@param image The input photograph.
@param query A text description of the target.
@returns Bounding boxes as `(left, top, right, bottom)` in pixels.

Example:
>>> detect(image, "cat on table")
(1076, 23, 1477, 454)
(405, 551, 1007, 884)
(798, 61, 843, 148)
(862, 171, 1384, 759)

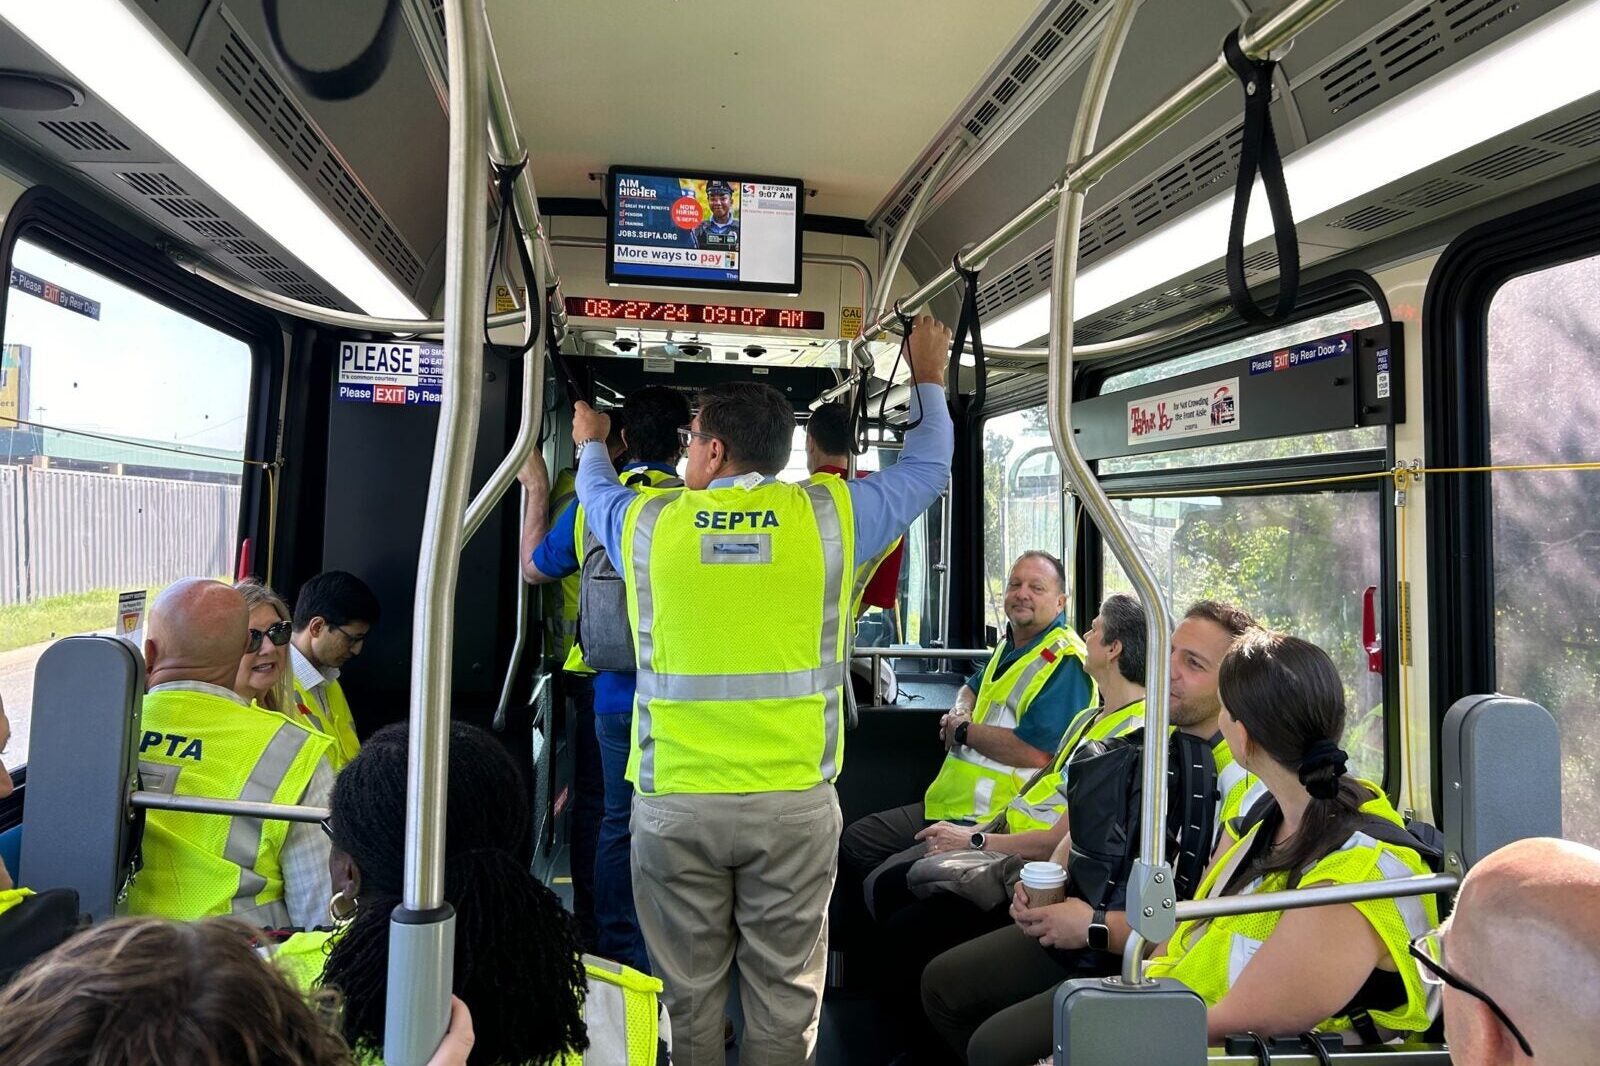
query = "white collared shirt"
(289, 644, 339, 717)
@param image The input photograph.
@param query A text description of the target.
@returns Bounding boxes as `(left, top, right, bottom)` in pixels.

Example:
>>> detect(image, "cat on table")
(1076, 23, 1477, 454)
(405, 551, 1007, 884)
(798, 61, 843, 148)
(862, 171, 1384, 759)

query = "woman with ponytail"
(273, 722, 668, 1065)
(1146, 631, 1439, 1044)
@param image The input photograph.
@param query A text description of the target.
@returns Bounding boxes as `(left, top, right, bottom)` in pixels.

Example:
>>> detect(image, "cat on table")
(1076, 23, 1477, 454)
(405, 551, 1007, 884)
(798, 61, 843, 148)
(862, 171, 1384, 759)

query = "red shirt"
(816, 464, 907, 611)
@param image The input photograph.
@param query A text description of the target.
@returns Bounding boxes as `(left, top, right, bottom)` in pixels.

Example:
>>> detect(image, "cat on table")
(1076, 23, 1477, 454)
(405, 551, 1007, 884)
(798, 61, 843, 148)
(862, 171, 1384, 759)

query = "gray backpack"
(574, 472, 682, 672)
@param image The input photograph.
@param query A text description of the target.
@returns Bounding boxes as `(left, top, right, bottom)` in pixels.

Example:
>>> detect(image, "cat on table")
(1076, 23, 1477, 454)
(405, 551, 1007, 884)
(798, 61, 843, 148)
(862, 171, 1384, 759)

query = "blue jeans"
(594, 710, 650, 973)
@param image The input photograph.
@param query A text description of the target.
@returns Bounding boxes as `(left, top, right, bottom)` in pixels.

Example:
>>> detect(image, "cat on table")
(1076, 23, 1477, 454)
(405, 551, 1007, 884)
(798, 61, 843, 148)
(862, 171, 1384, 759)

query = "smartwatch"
(969, 831, 986, 850)
(1087, 908, 1110, 952)
(953, 720, 970, 747)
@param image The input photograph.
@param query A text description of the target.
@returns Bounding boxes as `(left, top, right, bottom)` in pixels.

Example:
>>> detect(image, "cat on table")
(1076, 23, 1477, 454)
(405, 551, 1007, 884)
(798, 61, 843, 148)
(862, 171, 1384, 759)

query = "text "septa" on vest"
(140, 731, 204, 760)
(693, 510, 780, 530)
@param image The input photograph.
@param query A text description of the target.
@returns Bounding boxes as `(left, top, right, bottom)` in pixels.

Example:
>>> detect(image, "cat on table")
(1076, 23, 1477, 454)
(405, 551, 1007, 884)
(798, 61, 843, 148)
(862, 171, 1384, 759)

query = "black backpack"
(1065, 727, 1218, 911)
(573, 472, 682, 672)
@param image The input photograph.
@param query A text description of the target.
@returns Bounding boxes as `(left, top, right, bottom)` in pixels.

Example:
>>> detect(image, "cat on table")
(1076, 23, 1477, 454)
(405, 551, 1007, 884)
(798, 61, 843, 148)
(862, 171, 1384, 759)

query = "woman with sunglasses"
(1143, 631, 1439, 1045)
(234, 579, 297, 718)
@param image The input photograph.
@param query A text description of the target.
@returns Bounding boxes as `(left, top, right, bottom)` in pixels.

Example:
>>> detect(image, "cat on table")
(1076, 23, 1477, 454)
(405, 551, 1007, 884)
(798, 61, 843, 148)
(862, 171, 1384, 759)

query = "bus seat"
(0, 824, 20, 881)
(1053, 977, 1206, 1065)
(1441, 694, 1562, 871)
(17, 636, 145, 922)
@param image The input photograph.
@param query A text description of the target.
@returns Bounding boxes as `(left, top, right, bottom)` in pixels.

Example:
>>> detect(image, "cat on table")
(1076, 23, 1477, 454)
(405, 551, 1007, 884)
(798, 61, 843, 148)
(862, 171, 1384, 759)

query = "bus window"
(983, 406, 1066, 634)
(0, 237, 253, 773)
(1095, 304, 1392, 783)
(1487, 252, 1600, 847)
(1102, 491, 1386, 781)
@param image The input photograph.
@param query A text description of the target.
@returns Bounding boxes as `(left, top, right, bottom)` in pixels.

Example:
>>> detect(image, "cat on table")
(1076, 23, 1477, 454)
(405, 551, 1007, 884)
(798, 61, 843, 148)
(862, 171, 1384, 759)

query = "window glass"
(983, 406, 1066, 635)
(1103, 490, 1386, 782)
(0, 238, 252, 772)
(1487, 252, 1600, 847)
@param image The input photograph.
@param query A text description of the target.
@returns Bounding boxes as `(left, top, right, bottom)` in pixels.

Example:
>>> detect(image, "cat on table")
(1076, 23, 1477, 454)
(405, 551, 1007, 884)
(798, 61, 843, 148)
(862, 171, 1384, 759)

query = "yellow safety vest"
(292, 674, 361, 771)
(563, 467, 684, 677)
(807, 471, 902, 616)
(274, 931, 666, 1066)
(125, 685, 331, 927)
(1146, 781, 1438, 1037)
(0, 886, 32, 920)
(923, 626, 1090, 821)
(546, 467, 580, 664)
(620, 476, 858, 796)
(1003, 697, 1143, 832)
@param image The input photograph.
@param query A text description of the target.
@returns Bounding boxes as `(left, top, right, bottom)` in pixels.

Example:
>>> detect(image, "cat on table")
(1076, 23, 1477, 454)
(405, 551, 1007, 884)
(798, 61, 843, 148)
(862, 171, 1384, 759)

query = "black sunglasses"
(246, 620, 293, 653)
(1409, 929, 1533, 1057)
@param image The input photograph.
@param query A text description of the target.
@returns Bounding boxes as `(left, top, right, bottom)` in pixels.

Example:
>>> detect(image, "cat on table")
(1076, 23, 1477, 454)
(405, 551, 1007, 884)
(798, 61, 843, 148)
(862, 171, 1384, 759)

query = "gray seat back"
(1441, 693, 1562, 871)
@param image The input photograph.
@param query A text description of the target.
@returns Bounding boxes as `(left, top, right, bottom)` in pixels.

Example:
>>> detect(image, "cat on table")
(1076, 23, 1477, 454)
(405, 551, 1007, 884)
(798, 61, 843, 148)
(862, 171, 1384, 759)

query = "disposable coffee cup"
(1020, 861, 1067, 907)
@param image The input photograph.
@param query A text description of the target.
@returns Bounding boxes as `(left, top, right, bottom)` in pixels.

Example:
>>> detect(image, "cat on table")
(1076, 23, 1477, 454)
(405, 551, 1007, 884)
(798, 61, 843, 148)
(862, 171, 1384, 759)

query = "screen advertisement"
(606, 166, 804, 294)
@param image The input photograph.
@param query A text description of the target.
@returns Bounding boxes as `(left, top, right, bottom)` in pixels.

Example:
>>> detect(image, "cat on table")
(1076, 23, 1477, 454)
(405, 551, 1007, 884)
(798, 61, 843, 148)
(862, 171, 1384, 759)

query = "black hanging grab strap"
(485, 158, 541, 359)
(1222, 29, 1300, 325)
(877, 303, 926, 435)
(950, 255, 988, 417)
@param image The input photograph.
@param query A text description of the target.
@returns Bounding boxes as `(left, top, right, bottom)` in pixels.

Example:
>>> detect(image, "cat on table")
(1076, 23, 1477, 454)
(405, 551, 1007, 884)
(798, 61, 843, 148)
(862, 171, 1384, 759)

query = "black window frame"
(0, 185, 281, 824)
(1423, 180, 1600, 817)
(1073, 273, 1403, 797)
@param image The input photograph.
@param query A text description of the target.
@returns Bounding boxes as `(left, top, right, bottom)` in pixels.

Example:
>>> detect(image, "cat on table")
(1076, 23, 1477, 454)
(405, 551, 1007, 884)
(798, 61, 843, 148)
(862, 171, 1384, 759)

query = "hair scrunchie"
(1297, 738, 1348, 799)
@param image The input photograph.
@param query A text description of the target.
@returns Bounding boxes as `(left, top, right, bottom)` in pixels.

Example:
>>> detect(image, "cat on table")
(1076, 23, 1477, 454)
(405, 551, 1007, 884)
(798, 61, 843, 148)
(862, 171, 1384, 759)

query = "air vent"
(1374, 8, 1443, 83)
(876, 0, 1100, 236)
(1455, 144, 1561, 180)
(1320, 51, 1379, 113)
(1123, 124, 1244, 232)
(38, 119, 128, 152)
(1537, 108, 1600, 149)
(113, 167, 343, 309)
(1389, 176, 1478, 208)
(117, 171, 187, 198)
(1444, 0, 1516, 42)
(206, 19, 425, 290)
(1329, 204, 1413, 231)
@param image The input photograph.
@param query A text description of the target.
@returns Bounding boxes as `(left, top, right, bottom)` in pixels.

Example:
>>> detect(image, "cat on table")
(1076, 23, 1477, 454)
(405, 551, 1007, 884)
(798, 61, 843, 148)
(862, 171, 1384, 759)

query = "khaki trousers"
(631, 782, 842, 1066)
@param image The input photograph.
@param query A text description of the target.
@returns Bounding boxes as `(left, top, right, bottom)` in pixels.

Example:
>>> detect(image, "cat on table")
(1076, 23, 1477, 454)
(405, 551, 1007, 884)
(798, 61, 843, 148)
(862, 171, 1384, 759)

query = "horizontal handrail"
(1174, 873, 1457, 923)
(851, 647, 990, 660)
(129, 790, 329, 824)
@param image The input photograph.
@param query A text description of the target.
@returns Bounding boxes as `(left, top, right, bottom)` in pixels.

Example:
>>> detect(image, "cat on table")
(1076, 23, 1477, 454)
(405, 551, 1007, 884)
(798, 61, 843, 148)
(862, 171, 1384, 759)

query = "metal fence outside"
(0, 466, 239, 605)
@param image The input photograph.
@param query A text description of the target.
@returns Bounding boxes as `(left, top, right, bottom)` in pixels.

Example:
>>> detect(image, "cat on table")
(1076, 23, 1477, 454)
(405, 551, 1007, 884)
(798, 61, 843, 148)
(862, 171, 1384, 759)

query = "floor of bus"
(546, 843, 898, 1065)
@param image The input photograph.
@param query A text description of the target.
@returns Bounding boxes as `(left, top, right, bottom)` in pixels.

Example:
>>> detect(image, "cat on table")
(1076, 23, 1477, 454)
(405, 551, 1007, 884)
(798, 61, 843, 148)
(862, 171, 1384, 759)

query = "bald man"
(122, 578, 335, 929)
(1438, 837, 1600, 1064)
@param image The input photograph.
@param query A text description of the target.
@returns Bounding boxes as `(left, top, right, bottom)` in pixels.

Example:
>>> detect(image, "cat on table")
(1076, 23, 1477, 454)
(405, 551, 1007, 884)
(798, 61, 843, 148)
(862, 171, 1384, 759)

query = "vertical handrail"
(384, 0, 487, 1060)
(1043, 0, 1176, 987)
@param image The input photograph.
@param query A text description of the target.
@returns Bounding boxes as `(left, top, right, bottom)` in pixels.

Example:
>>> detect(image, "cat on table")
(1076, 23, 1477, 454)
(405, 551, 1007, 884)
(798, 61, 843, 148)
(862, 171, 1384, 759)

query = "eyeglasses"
(319, 816, 335, 841)
(245, 620, 293, 653)
(329, 622, 368, 648)
(677, 425, 717, 449)
(1409, 928, 1533, 1057)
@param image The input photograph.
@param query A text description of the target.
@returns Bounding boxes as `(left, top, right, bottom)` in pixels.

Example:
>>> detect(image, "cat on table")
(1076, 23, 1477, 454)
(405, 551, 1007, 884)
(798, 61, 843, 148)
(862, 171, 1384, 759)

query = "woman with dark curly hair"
(274, 720, 668, 1065)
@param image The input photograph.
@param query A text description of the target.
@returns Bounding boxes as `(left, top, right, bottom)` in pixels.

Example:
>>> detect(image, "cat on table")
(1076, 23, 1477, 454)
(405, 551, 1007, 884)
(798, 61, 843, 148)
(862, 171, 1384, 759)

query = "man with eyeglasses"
(124, 578, 335, 931)
(1414, 836, 1600, 1063)
(570, 314, 954, 1063)
(288, 570, 379, 770)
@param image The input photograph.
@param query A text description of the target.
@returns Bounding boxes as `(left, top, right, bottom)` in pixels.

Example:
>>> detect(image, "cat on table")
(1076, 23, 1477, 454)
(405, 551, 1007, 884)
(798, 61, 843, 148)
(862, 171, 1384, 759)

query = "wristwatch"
(575, 436, 606, 458)
(953, 720, 970, 747)
(968, 831, 986, 850)
(1087, 908, 1110, 952)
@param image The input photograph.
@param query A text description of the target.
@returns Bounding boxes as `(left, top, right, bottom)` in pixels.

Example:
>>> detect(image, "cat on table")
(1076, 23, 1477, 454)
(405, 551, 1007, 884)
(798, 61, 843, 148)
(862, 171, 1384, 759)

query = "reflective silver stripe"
(629, 493, 675, 794)
(582, 970, 632, 1064)
(805, 481, 847, 781)
(1218, 761, 1248, 804)
(1007, 792, 1063, 824)
(1000, 640, 1064, 721)
(224, 724, 313, 912)
(635, 662, 847, 701)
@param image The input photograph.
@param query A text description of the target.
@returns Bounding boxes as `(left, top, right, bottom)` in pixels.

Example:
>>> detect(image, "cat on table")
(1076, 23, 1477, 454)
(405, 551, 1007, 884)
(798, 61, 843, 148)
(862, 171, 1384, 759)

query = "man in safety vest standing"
(519, 384, 690, 972)
(288, 570, 379, 770)
(571, 315, 954, 1065)
(839, 550, 1094, 888)
(126, 578, 334, 929)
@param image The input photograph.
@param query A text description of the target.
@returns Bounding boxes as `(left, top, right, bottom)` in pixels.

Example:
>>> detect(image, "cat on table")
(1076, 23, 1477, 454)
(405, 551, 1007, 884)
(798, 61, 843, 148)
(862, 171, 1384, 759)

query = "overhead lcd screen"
(606, 166, 804, 294)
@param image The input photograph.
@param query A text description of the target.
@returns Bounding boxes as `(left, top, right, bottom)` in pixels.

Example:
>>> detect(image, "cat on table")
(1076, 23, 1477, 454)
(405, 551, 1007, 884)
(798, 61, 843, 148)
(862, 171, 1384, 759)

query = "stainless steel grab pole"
(1043, 0, 1165, 987)
(865, 141, 965, 362)
(1174, 873, 1457, 922)
(848, 0, 1345, 360)
(128, 792, 328, 823)
(384, 0, 487, 1059)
